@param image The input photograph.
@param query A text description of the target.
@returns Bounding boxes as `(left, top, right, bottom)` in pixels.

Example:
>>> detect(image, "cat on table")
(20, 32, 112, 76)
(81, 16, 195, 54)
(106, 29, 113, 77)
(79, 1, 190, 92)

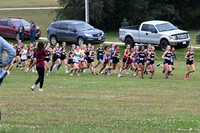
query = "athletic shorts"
(113, 57, 119, 64)
(97, 55, 103, 60)
(44, 58, 50, 62)
(186, 60, 193, 65)
(21, 59, 27, 62)
(134, 59, 139, 63)
(126, 58, 133, 64)
(68, 59, 73, 64)
(53, 55, 60, 62)
(164, 60, 171, 65)
(60, 56, 66, 60)
(149, 60, 154, 65)
(139, 60, 145, 65)
(27, 56, 31, 59)
(88, 58, 94, 63)
(123, 58, 127, 63)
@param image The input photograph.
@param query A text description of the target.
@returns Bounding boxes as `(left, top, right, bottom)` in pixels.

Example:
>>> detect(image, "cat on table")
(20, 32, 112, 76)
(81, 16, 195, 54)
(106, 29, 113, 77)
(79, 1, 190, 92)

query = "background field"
(1, 45, 200, 132)
(0, 0, 58, 8)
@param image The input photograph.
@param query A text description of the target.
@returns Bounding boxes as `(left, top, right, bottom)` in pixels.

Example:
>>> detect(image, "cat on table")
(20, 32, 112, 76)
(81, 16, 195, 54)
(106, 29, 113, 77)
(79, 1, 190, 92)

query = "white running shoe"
(113, 70, 117, 73)
(49, 71, 51, 75)
(65, 71, 69, 74)
(53, 65, 57, 69)
(7, 71, 10, 75)
(118, 74, 122, 77)
(31, 85, 36, 91)
(32, 68, 35, 73)
(27, 68, 29, 72)
(20, 67, 23, 71)
(39, 89, 44, 92)
(77, 73, 80, 76)
(133, 74, 136, 77)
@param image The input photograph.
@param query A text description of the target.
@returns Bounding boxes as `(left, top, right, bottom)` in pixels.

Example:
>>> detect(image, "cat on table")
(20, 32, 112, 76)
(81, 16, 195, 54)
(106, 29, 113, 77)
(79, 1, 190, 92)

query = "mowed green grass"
(0, 0, 58, 8)
(1, 44, 200, 132)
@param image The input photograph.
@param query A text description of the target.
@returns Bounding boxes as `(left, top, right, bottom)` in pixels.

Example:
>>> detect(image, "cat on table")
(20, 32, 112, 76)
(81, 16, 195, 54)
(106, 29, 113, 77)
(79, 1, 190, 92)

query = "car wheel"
(50, 35, 57, 46)
(125, 37, 134, 47)
(77, 37, 84, 45)
(160, 40, 169, 51)
(15, 33, 20, 41)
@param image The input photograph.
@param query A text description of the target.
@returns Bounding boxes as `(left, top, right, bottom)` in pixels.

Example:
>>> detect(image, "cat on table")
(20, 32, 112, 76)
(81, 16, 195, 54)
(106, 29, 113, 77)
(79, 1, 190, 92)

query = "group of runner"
(6, 40, 195, 80)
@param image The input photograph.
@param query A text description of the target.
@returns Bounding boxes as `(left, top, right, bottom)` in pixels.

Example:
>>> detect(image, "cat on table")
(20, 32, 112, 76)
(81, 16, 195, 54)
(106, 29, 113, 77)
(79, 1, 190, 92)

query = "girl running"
(131, 46, 140, 77)
(20, 45, 28, 73)
(27, 43, 37, 73)
(88, 45, 96, 75)
(49, 43, 61, 74)
(31, 41, 47, 92)
(77, 44, 86, 75)
(14, 40, 22, 68)
(108, 45, 122, 77)
(162, 45, 173, 79)
(44, 43, 52, 76)
(135, 46, 146, 79)
(184, 46, 195, 80)
(71, 45, 80, 76)
(122, 44, 130, 74)
(147, 46, 157, 79)
(108, 43, 115, 75)
(99, 46, 109, 74)
(94, 43, 104, 70)
(59, 42, 68, 73)
(68, 44, 76, 72)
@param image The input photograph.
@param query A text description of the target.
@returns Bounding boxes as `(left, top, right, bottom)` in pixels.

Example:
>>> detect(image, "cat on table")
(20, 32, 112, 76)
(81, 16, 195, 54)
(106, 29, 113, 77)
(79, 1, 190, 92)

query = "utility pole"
(85, 0, 89, 23)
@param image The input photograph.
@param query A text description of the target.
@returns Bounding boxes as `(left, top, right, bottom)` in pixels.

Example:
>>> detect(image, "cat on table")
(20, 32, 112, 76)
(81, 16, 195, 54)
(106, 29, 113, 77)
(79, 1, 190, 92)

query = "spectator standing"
(30, 20, 36, 43)
(18, 23, 25, 43)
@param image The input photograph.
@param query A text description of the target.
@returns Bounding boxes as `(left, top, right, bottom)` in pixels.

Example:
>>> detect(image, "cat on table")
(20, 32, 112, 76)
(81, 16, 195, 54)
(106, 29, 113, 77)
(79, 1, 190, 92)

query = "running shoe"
(32, 68, 35, 73)
(184, 78, 188, 80)
(39, 89, 44, 92)
(118, 74, 122, 77)
(157, 63, 161, 67)
(31, 85, 36, 91)
(125, 70, 129, 75)
(7, 71, 10, 75)
(164, 77, 168, 79)
(56, 70, 60, 73)
(65, 71, 69, 74)
(187, 74, 190, 78)
(83, 69, 86, 73)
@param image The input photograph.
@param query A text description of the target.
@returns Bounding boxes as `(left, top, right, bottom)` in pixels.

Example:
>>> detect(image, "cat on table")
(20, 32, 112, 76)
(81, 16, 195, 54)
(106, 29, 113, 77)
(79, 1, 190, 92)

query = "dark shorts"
(149, 60, 154, 65)
(68, 59, 73, 64)
(27, 56, 31, 59)
(113, 57, 119, 64)
(60, 56, 66, 60)
(16, 54, 21, 57)
(123, 58, 127, 63)
(88, 58, 94, 63)
(139, 60, 145, 65)
(53, 55, 60, 62)
(134, 59, 139, 63)
(164, 60, 171, 65)
(44, 58, 50, 62)
(186, 61, 193, 65)
(97, 55, 103, 60)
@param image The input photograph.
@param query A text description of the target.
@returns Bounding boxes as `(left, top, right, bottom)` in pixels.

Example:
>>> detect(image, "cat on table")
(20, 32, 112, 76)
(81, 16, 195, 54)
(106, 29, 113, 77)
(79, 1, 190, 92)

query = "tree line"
(55, 0, 200, 31)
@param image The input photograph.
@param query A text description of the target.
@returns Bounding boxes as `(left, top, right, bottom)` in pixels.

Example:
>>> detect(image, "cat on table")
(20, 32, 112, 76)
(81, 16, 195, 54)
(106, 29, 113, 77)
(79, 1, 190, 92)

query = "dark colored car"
(47, 20, 105, 45)
(0, 18, 41, 41)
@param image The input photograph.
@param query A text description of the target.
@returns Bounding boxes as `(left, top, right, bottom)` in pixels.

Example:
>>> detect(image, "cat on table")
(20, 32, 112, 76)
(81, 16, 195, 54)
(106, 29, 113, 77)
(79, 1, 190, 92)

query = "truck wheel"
(15, 33, 20, 41)
(125, 37, 134, 47)
(77, 37, 84, 45)
(50, 35, 57, 46)
(160, 40, 169, 51)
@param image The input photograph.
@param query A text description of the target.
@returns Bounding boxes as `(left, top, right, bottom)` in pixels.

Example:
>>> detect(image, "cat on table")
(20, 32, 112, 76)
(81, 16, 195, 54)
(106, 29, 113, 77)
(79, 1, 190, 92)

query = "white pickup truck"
(119, 20, 190, 50)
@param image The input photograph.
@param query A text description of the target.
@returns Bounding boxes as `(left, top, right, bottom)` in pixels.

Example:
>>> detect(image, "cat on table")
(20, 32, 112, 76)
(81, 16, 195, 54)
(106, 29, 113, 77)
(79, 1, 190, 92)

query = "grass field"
(1, 44, 200, 132)
(0, 0, 58, 8)
(1, 1, 200, 131)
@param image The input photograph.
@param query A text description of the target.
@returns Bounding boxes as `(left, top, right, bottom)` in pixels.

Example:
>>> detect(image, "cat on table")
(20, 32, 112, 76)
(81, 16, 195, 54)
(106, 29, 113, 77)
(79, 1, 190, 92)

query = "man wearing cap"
(0, 36, 16, 86)
(30, 19, 36, 43)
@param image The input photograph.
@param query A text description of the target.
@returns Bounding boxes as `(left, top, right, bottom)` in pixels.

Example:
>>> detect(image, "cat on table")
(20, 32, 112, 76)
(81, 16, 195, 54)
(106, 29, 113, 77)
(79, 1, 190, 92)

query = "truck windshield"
(75, 23, 94, 31)
(156, 23, 177, 32)
(14, 20, 30, 27)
